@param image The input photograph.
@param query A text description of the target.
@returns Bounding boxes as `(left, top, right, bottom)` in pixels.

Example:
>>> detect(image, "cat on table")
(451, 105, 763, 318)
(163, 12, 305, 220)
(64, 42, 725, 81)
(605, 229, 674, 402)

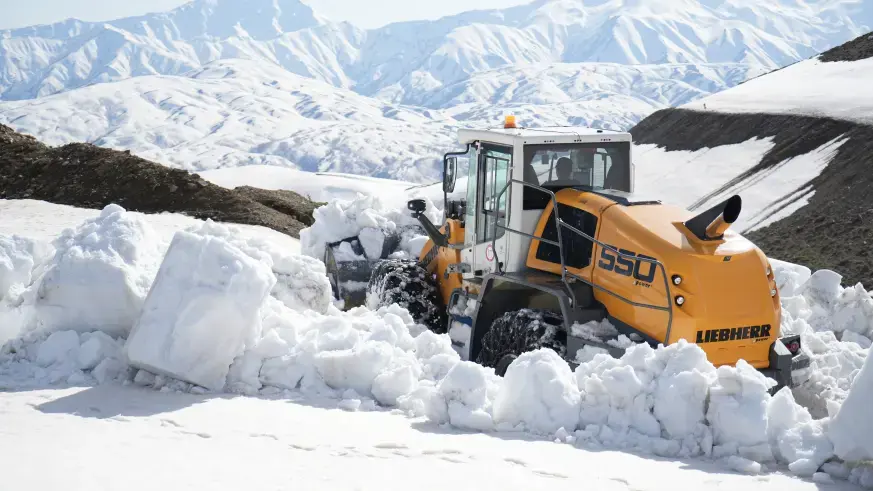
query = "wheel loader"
(326, 116, 810, 391)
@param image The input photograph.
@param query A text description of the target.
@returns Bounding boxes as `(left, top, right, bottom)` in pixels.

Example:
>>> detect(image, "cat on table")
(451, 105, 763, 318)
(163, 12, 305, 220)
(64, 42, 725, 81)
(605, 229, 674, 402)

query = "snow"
(298, 193, 439, 262)
(0, 235, 50, 303)
(1, 0, 867, 103)
(685, 56, 873, 125)
(707, 361, 774, 451)
(33, 204, 167, 338)
(201, 165, 419, 203)
(0, 198, 872, 487)
(493, 349, 581, 435)
(0, 199, 300, 253)
(768, 263, 873, 419)
(125, 231, 276, 391)
(1, 0, 869, 182)
(633, 135, 847, 233)
(830, 345, 873, 462)
(4, 386, 862, 491)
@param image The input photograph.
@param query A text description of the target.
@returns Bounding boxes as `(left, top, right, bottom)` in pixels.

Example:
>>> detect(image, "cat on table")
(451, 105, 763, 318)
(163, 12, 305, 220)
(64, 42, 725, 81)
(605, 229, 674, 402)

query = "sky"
(0, 0, 533, 30)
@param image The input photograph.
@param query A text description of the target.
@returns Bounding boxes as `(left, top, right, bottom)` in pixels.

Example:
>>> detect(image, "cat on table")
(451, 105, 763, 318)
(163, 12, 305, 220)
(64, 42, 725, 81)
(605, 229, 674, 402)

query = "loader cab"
(443, 119, 634, 278)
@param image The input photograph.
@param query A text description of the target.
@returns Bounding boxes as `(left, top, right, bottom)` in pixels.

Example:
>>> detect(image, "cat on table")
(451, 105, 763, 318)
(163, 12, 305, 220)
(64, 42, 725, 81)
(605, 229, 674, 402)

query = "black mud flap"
(760, 335, 810, 394)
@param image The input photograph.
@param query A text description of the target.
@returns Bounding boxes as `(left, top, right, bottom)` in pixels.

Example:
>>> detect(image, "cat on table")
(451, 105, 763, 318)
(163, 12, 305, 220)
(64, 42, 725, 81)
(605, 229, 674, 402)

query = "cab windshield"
(523, 142, 631, 192)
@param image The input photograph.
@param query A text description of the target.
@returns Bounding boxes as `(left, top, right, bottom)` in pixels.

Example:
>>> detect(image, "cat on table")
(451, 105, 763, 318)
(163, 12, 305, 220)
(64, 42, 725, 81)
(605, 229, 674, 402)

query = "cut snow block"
(124, 231, 276, 391)
(830, 347, 873, 462)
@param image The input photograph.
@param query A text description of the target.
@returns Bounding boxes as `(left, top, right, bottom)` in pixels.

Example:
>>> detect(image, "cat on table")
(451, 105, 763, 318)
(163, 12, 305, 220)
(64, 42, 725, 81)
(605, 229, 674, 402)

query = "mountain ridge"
(1, 0, 869, 103)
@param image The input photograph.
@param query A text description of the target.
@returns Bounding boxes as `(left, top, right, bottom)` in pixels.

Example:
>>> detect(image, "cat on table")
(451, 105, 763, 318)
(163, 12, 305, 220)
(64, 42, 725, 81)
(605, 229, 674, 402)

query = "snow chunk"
(124, 231, 276, 391)
(36, 330, 80, 367)
(706, 360, 774, 450)
(271, 254, 332, 314)
(0, 235, 51, 302)
(830, 345, 873, 462)
(299, 194, 437, 261)
(33, 205, 166, 337)
(413, 361, 499, 431)
(185, 219, 332, 314)
(574, 340, 716, 457)
(767, 388, 833, 474)
(77, 331, 121, 371)
(493, 348, 581, 435)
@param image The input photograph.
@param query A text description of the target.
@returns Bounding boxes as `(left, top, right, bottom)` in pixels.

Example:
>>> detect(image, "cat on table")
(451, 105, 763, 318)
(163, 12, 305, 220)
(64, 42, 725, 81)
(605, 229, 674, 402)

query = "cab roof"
(457, 126, 632, 147)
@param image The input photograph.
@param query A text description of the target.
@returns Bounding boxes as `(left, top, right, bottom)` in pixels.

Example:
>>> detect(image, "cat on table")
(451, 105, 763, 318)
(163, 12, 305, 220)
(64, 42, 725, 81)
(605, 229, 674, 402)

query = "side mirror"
(443, 156, 458, 193)
(407, 198, 427, 217)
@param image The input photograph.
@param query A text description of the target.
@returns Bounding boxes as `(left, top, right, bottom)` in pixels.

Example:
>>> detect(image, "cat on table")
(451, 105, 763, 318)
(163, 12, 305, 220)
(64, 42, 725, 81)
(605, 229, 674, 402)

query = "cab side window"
(478, 146, 512, 244)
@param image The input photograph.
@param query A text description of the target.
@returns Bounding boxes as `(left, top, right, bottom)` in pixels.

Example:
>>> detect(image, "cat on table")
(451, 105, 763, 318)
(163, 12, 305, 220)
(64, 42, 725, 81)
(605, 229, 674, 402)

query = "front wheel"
(366, 258, 447, 333)
(475, 309, 566, 376)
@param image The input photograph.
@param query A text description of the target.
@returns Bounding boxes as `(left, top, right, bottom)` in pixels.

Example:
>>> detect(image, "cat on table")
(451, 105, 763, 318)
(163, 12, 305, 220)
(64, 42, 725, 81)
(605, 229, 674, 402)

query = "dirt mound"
(631, 108, 873, 287)
(0, 123, 318, 237)
(820, 32, 873, 62)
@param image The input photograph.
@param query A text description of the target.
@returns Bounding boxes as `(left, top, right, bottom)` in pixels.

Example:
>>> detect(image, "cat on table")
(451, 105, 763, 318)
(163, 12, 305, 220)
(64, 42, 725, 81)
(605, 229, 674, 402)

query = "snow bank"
(0, 328, 127, 389)
(185, 219, 333, 315)
(0, 235, 51, 303)
(32, 204, 167, 337)
(767, 388, 834, 477)
(124, 231, 276, 391)
(5, 203, 873, 485)
(299, 194, 440, 262)
(772, 262, 873, 418)
(830, 346, 873, 462)
(493, 349, 581, 435)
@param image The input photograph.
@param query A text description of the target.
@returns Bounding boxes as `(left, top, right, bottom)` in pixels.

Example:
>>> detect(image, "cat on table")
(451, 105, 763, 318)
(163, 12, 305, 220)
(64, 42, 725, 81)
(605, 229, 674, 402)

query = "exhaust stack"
(684, 195, 742, 241)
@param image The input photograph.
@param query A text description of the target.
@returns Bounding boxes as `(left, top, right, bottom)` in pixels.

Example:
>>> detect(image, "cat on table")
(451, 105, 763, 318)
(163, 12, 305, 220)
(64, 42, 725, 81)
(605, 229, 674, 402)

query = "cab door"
(461, 142, 513, 278)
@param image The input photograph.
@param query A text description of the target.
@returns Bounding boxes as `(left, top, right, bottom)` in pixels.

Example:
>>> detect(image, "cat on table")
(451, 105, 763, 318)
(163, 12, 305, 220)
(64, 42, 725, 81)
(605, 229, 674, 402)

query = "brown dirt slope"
(0, 123, 320, 237)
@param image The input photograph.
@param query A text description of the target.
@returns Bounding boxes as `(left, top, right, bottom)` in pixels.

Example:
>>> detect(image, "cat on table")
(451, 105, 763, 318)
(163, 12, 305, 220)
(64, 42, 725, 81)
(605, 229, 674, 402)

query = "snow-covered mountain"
(0, 0, 870, 181)
(0, 58, 755, 180)
(1, 0, 870, 103)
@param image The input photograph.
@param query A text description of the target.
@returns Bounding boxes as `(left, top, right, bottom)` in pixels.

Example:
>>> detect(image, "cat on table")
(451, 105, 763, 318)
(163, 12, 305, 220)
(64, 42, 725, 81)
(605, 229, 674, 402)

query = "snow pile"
(125, 231, 276, 391)
(0, 235, 51, 303)
(0, 329, 128, 389)
(32, 204, 168, 337)
(299, 193, 440, 262)
(767, 388, 834, 477)
(830, 342, 873, 462)
(572, 341, 717, 458)
(401, 360, 500, 431)
(493, 349, 581, 435)
(185, 219, 333, 315)
(771, 260, 872, 417)
(5, 204, 873, 485)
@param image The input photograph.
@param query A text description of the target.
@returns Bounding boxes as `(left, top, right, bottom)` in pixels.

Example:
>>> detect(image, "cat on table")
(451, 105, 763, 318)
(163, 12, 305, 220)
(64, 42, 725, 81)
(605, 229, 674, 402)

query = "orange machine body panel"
(419, 219, 464, 306)
(527, 189, 780, 368)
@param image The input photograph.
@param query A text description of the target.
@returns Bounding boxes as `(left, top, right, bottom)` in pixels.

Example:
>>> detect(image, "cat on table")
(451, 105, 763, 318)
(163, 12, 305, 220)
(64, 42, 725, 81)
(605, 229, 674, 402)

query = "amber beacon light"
(504, 115, 518, 129)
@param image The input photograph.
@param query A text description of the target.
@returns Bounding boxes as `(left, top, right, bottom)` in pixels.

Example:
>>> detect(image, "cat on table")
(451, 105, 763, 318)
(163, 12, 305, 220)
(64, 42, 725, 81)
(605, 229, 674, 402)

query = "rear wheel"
(366, 259, 447, 333)
(475, 309, 566, 376)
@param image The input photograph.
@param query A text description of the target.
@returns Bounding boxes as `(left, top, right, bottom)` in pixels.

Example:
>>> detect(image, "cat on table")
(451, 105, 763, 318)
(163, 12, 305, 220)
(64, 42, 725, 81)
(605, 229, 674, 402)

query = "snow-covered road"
(1, 386, 851, 491)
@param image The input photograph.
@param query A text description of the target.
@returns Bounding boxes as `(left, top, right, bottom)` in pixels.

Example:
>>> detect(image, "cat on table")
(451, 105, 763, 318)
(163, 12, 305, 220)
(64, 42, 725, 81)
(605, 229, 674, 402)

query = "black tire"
(366, 258, 447, 333)
(475, 309, 566, 376)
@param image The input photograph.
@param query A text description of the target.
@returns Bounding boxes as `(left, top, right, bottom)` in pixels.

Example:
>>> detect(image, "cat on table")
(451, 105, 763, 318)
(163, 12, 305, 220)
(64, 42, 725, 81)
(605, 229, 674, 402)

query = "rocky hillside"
(0, 124, 320, 237)
(630, 32, 873, 286)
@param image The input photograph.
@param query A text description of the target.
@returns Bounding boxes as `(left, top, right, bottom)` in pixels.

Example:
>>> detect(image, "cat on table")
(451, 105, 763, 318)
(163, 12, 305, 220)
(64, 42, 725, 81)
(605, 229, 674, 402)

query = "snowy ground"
(0, 199, 300, 252)
(1, 386, 855, 491)
(201, 165, 423, 204)
(1, 197, 873, 490)
(683, 56, 873, 124)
